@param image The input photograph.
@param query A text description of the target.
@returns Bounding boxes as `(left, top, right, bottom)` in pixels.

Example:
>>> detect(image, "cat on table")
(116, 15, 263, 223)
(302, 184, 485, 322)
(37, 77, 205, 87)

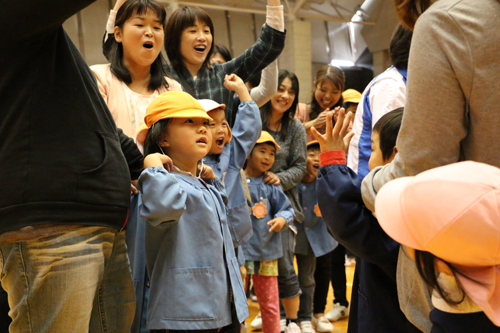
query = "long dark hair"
(108, 0, 169, 91)
(394, 0, 432, 30)
(165, 6, 215, 74)
(310, 65, 345, 121)
(389, 25, 413, 69)
(261, 70, 299, 141)
(144, 119, 171, 156)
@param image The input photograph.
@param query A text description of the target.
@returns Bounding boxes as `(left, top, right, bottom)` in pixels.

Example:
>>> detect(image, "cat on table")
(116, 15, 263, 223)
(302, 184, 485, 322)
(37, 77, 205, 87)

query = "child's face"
(247, 143, 276, 174)
(115, 9, 164, 68)
(345, 103, 358, 114)
(207, 108, 229, 155)
(315, 79, 341, 110)
(160, 117, 212, 162)
(306, 148, 321, 179)
(368, 130, 396, 171)
(180, 18, 212, 70)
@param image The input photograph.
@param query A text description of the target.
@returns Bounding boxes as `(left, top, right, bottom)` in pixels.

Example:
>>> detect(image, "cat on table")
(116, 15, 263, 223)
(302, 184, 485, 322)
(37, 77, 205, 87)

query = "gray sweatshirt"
(361, 0, 500, 331)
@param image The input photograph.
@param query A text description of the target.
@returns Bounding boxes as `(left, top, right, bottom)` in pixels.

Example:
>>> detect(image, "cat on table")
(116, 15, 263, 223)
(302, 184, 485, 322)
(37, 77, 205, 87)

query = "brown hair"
(310, 65, 345, 120)
(394, 0, 432, 30)
(164, 6, 215, 74)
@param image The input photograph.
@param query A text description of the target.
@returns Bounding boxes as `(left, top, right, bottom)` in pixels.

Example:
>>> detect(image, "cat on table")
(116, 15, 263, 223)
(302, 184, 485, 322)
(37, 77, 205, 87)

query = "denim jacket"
(242, 175, 295, 261)
(295, 180, 337, 257)
(203, 100, 262, 247)
(138, 167, 248, 330)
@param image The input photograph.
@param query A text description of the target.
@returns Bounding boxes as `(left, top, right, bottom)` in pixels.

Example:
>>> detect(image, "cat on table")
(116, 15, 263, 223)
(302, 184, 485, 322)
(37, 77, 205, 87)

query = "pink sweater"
(91, 64, 182, 139)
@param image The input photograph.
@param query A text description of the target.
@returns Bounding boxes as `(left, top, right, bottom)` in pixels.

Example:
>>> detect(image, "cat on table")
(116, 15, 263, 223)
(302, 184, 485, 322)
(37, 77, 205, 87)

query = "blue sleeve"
(229, 101, 262, 169)
(270, 185, 295, 224)
(137, 167, 186, 226)
(217, 25, 285, 83)
(316, 164, 399, 275)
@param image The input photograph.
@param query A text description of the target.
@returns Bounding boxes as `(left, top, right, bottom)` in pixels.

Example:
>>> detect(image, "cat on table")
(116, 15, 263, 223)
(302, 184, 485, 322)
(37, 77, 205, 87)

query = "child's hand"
(311, 108, 355, 154)
(144, 153, 173, 171)
(263, 171, 281, 185)
(199, 165, 216, 181)
(224, 74, 252, 102)
(268, 217, 286, 232)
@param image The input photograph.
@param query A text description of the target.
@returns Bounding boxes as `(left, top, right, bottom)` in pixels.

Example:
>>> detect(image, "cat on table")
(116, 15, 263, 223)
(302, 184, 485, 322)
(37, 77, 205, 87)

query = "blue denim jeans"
(0, 226, 135, 332)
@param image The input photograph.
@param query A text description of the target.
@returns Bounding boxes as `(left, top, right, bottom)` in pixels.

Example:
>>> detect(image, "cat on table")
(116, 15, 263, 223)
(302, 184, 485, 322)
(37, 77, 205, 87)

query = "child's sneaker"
(250, 312, 262, 330)
(299, 321, 314, 333)
(280, 319, 287, 333)
(325, 303, 349, 322)
(284, 322, 302, 333)
(312, 316, 334, 332)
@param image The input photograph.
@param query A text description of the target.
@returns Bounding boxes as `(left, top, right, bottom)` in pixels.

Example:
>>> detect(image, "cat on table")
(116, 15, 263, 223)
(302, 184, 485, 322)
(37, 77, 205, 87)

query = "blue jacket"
(242, 175, 295, 261)
(138, 167, 248, 330)
(295, 180, 337, 257)
(203, 100, 261, 247)
(316, 154, 419, 333)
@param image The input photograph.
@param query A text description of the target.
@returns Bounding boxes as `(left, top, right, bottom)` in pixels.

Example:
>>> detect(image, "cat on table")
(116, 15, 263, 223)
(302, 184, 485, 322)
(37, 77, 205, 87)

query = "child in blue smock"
(136, 91, 248, 332)
(295, 140, 338, 333)
(200, 73, 262, 248)
(242, 131, 295, 333)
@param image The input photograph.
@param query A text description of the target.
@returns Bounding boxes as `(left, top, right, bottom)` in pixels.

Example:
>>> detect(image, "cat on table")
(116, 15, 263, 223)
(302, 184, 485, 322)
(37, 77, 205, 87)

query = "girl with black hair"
(91, 0, 181, 139)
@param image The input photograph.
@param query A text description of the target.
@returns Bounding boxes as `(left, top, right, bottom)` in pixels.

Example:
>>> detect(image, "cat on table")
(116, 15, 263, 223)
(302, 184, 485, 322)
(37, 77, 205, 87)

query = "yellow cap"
(136, 91, 212, 153)
(307, 140, 320, 148)
(256, 131, 281, 151)
(342, 89, 361, 104)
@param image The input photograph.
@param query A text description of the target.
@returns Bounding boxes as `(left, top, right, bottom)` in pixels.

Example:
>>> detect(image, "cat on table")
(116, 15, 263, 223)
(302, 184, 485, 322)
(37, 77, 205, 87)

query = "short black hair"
(307, 142, 320, 152)
(373, 107, 404, 161)
(164, 6, 215, 74)
(108, 0, 169, 91)
(390, 24, 413, 69)
(144, 118, 171, 156)
(213, 44, 232, 63)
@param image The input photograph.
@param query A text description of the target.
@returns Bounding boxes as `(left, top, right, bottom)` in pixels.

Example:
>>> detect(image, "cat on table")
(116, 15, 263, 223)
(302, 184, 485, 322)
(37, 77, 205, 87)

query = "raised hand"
(311, 108, 354, 153)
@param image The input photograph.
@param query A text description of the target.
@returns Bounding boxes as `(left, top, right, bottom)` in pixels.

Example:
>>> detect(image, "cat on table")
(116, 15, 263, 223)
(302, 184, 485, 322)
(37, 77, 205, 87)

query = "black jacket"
(0, 0, 142, 233)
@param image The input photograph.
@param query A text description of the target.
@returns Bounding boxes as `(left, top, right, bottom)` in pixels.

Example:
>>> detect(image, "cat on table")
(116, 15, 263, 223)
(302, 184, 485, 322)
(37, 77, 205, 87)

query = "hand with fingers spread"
(311, 107, 355, 154)
(263, 171, 281, 185)
(268, 217, 286, 232)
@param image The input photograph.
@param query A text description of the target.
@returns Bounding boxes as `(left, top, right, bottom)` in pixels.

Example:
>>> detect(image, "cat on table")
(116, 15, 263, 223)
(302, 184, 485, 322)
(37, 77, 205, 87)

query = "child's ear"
(114, 26, 123, 43)
(159, 136, 169, 148)
(393, 146, 398, 155)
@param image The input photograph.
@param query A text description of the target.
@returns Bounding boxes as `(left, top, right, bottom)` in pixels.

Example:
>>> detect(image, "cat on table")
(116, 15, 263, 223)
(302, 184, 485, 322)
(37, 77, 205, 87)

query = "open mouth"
(215, 137, 224, 147)
(143, 42, 153, 49)
(194, 45, 206, 52)
(313, 164, 320, 171)
(197, 137, 208, 145)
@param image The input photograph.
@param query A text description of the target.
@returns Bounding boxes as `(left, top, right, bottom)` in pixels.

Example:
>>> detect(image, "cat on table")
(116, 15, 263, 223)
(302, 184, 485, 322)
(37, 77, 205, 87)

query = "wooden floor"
(245, 265, 355, 333)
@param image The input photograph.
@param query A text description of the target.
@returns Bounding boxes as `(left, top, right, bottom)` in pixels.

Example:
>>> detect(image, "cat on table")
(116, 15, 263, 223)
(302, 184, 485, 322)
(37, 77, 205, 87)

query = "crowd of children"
(2, 0, 500, 332)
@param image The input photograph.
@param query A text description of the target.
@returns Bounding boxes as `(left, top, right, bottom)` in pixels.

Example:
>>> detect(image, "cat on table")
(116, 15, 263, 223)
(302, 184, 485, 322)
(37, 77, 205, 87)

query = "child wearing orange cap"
(242, 131, 295, 333)
(376, 161, 500, 332)
(311, 107, 420, 332)
(136, 91, 248, 332)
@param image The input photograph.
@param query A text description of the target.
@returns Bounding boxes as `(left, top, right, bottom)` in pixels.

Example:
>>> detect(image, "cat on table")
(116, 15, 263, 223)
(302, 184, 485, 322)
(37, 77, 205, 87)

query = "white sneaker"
(299, 321, 314, 333)
(284, 322, 301, 333)
(325, 303, 349, 322)
(280, 319, 287, 333)
(312, 316, 334, 332)
(250, 312, 262, 330)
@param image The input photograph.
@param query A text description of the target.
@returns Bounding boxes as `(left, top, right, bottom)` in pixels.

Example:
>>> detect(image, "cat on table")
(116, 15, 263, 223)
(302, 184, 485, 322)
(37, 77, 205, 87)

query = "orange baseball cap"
(197, 99, 232, 144)
(136, 91, 212, 153)
(256, 131, 281, 151)
(307, 140, 320, 148)
(342, 89, 361, 104)
(375, 161, 500, 326)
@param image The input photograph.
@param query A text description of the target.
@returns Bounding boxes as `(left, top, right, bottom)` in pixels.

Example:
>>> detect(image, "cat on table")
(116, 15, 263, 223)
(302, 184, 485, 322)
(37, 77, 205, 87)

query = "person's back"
(0, 1, 137, 331)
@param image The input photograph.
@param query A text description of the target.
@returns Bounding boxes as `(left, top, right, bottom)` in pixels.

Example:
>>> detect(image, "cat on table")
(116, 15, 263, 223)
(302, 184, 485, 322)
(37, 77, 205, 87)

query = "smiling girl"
(103, 0, 285, 126)
(92, 0, 181, 139)
(296, 66, 345, 142)
(259, 70, 307, 331)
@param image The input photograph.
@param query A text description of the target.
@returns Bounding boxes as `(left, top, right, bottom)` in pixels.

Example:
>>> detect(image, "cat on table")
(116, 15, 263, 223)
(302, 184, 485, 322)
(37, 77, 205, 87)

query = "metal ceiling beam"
(159, 0, 375, 25)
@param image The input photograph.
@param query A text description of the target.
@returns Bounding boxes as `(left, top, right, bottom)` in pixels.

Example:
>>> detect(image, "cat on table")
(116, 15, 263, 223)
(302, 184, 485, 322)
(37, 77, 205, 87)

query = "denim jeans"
(0, 226, 135, 332)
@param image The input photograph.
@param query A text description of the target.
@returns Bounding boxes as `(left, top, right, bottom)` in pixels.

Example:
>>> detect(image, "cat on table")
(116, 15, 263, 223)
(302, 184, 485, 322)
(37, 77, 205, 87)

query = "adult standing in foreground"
(0, 0, 139, 331)
(361, 0, 500, 332)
